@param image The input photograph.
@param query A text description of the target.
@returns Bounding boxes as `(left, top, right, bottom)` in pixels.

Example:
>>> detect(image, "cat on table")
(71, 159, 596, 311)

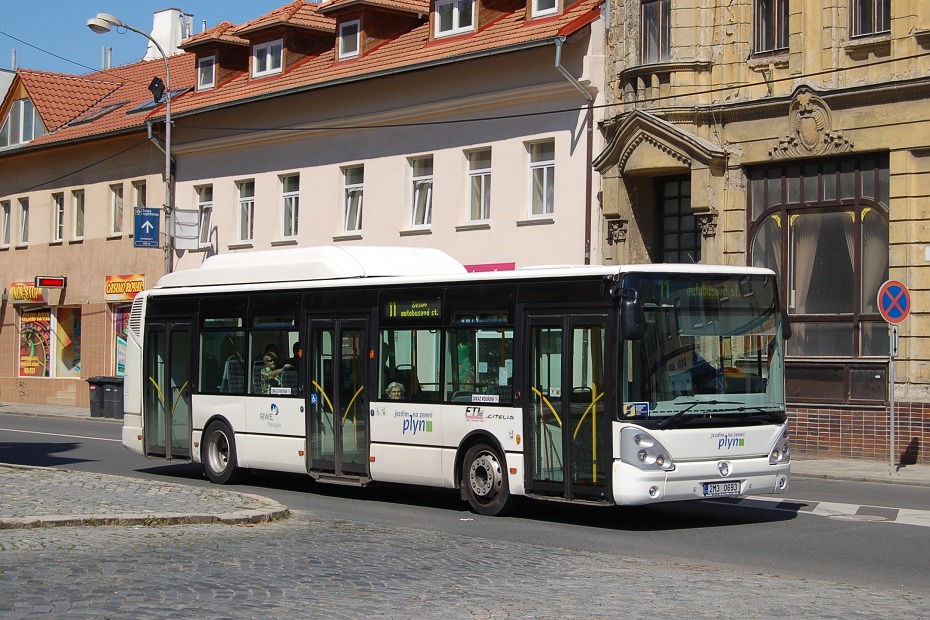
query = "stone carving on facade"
(769, 89, 853, 159)
(697, 211, 717, 238)
(604, 214, 628, 245)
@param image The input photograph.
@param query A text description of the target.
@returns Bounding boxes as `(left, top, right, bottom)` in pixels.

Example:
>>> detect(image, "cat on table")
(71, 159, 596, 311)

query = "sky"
(1, 1, 292, 75)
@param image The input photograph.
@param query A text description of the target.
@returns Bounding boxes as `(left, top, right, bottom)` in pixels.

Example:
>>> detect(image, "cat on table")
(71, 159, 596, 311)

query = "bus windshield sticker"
(270, 387, 291, 395)
(622, 402, 650, 417)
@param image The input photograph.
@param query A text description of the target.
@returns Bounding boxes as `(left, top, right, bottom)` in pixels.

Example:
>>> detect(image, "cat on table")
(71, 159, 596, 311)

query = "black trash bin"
(86, 377, 107, 418)
(101, 377, 125, 419)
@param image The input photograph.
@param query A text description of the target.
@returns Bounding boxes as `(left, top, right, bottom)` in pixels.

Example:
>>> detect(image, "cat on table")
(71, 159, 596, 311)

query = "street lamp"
(87, 13, 174, 274)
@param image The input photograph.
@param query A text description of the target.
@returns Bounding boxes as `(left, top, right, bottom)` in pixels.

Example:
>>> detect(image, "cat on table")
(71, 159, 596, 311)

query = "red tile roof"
(2, 0, 600, 151)
(317, 0, 430, 16)
(179, 22, 249, 49)
(233, 0, 336, 35)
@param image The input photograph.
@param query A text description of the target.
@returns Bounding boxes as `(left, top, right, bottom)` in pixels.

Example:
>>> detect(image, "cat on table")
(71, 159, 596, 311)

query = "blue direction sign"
(877, 279, 911, 324)
(134, 207, 160, 248)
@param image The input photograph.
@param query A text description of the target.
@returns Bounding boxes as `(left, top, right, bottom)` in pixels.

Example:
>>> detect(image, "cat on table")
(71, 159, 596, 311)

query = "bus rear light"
(509, 467, 517, 475)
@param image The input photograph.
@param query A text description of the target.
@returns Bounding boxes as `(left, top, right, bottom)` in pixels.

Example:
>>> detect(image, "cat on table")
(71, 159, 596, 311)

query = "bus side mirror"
(620, 291, 644, 341)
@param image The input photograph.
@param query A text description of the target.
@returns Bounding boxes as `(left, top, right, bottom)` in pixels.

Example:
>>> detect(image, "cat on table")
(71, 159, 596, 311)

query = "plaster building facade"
(0, 1, 605, 407)
(596, 0, 930, 462)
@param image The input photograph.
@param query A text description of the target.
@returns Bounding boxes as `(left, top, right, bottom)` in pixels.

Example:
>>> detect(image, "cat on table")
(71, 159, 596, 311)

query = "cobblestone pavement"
(0, 511, 927, 619)
(0, 465, 287, 528)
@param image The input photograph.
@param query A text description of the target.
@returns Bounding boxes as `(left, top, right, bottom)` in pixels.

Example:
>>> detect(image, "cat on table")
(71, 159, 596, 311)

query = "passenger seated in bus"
(261, 352, 292, 394)
(385, 382, 405, 400)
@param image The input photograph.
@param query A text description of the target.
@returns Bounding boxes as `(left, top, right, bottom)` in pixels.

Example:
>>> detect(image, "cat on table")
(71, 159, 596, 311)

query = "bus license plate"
(703, 481, 741, 497)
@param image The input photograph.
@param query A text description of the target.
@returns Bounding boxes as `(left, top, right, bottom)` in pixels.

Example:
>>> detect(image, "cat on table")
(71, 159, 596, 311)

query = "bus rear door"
(142, 319, 193, 460)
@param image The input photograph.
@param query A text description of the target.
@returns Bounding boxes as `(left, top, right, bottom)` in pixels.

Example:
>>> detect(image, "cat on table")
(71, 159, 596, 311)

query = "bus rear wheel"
(202, 421, 241, 484)
(462, 443, 514, 516)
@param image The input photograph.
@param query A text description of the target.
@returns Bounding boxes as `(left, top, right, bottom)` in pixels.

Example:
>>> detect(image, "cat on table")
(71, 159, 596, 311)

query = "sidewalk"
(0, 400, 928, 531)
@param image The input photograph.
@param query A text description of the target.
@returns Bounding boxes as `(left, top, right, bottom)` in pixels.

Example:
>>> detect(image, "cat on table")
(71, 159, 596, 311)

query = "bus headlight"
(769, 426, 790, 465)
(622, 429, 675, 472)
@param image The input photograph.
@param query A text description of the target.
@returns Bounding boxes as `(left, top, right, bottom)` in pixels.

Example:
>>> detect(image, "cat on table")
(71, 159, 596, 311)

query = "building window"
(532, 0, 558, 18)
(1, 200, 10, 247)
(281, 174, 300, 239)
(197, 185, 213, 247)
(52, 193, 64, 242)
(253, 39, 284, 77)
(72, 190, 85, 240)
(467, 149, 491, 222)
(109, 184, 124, 236)
(132, 180, 146, 209)
(641, 0, 670, 63)
(529, 140, 555, 216)
(19, 198, 29, 244)
(851, 0, 890, 38)
(754, 0, 788, 53)
(411, 157, 433, 227)
(343, 166, 364, 232)
(0, 99, 46, 148)
(656, 176, 698, 263)
(748, 156, 890, 404)
(339, 20, 360, 59)
(436, 0, 474, 36)
(198, 56, 216, 90)
(237, 180, 254, 242)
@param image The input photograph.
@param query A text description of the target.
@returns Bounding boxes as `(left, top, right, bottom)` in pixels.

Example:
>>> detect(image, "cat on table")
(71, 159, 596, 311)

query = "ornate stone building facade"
(595, 0, 930, 463)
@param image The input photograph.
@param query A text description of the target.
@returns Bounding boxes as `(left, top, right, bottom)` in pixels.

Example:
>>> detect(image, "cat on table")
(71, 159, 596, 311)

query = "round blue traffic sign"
(877, 280, 910, 324)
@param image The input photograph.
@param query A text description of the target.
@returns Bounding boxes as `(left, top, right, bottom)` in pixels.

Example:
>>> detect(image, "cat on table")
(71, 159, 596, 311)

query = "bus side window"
(380, 329, 440, 402)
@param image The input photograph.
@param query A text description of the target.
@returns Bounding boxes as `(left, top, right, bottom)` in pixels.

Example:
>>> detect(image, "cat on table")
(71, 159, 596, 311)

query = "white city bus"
(122, 246, 791, 516)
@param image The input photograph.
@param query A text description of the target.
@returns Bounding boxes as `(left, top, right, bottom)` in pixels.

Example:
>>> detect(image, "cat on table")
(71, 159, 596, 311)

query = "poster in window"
(115, 305, 130, 376)
(55, 307, 81, 378)
(20, 309, 51, 377)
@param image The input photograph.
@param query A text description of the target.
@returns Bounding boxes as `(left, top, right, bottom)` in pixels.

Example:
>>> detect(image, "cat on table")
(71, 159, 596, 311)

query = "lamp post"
(87, 13, 174, 274)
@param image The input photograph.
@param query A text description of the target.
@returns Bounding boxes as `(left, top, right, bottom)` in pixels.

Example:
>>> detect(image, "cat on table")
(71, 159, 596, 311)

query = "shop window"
(748, 155, 890, 404)
(114, 304, 131, 376)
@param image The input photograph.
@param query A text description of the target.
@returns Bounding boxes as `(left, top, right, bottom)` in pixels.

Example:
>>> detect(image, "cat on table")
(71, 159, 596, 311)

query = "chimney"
(144, 8, 194, 60)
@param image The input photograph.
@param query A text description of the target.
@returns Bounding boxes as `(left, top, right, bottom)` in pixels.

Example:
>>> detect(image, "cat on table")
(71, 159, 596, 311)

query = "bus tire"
(202, 421, 241, 485)
(462, 443, 513, 516)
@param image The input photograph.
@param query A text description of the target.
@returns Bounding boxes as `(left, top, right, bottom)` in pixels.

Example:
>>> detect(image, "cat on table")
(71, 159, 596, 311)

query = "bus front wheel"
(202, 421, 241, 485)
(462, 443, 513, 516)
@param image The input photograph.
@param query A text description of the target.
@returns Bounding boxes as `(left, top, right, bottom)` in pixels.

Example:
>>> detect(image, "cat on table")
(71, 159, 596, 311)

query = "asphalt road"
(3, 412, 930, 596)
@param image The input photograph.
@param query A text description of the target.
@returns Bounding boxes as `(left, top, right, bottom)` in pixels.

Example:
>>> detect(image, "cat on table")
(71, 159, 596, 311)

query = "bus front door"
(142, 321, 192, 460)
(306, 318, 369, 478)
(525, 314, 610, 502)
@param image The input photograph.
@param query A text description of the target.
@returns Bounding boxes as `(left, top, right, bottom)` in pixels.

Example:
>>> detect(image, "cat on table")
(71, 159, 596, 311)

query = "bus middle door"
(306, 316, 370, 478)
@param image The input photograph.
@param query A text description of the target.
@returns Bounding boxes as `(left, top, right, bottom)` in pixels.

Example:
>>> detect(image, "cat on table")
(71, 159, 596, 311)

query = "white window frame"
(52, 193, 64, 242)
(109, 184, 124, 236)
(343, 166, 364, 232)
(0, 99, 46, 148)
(339, 20, 361, 59)
(237, 179, 255, 243)
(281, 174, 300, 239)
(411, 157, 434, 228)
(529, 140, 555, 216)
(196, 185, 213, 247)
(72, 190, 84, 241)
(435, 0, 475, 37)
(253, 39, 284, 77)
(467, 148, 492, 222)
(198, 55, 216, 90)
(18, 198, 29, 245)
(1, 200, 10, 247)
(532, 0, 558, 18)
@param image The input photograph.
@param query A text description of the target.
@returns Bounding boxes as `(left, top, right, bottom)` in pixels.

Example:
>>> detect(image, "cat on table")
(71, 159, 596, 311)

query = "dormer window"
(339, 20, 361, 59)
(253, 39, 284, 77)
(436, 0, 474, 37)
(0, 99, 45, 148)
(198, 56, 216, 90)
(532, 0, 558, 18)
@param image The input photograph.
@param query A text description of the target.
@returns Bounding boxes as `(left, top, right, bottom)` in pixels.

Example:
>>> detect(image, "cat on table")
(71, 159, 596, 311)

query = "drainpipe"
(555, 37, 595, 264)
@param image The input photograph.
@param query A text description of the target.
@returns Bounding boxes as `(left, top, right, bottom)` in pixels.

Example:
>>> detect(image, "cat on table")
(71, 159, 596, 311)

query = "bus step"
(312, 473, 371, 487)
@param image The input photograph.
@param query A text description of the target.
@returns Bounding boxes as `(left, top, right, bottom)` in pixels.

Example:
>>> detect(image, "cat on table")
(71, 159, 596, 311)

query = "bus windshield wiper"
(657, 400, 742, 430)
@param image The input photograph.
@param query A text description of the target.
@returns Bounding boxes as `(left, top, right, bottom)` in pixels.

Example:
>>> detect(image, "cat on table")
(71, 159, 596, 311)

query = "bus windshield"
(621, 272, 786, 427)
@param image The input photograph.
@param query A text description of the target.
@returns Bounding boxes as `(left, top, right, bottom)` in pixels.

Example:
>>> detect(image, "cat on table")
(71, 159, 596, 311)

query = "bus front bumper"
(612, 458, 790, 506)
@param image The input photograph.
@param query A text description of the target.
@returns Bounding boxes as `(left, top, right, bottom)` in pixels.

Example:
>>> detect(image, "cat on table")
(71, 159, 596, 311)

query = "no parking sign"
(877, 280, 910, 324)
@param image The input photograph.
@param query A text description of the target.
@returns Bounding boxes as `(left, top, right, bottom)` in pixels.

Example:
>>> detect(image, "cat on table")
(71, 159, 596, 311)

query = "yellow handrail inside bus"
(572, 389, 603, 440)
(343, 384, 365, 450)
(171, 381, 190, 417)
(531, 386, 562, 427)
(147, 376, 166, 409)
